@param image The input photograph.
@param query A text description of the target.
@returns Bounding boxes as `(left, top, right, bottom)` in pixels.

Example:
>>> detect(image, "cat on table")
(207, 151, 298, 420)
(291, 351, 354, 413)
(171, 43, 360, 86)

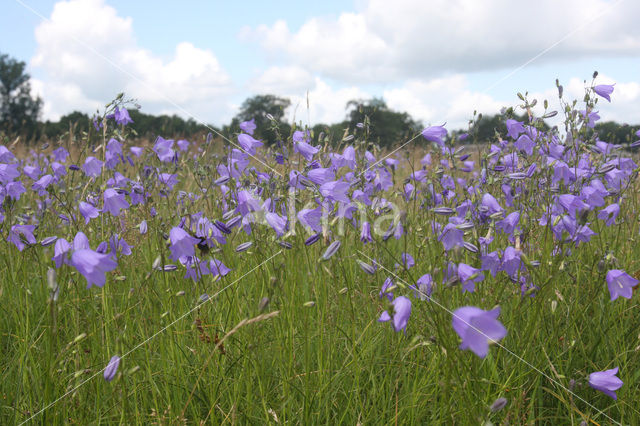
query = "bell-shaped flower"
(589, 367, 623, 399)
(71, 249, 118, 288)
(378, 295, 412, 333)
(606, 269, 638, 301)
(79, 201, 99, 224)
(239, 118, 256, 135)
(7, 224, 36, 251)
(82, 156, 103, 178)
(103, 188, 129, 217)
(593, 84, 614, 102)
(168, 227, 199, 261)
(421, 125, 447, 147)
(452, 306, 507, 358)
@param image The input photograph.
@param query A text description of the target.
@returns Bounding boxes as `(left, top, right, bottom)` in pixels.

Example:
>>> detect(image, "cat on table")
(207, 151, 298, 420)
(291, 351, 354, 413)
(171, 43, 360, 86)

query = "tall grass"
(2, 85, 640, 425)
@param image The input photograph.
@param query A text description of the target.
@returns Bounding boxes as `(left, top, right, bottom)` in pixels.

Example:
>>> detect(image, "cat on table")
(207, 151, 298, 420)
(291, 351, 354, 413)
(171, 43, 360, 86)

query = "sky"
(1, 0, 640, 131)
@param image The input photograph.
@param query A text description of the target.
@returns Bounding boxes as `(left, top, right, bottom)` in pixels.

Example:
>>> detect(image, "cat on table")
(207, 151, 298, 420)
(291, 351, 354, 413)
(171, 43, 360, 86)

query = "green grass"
(2, 123, 640, 424)
(2, 184, 639, 425)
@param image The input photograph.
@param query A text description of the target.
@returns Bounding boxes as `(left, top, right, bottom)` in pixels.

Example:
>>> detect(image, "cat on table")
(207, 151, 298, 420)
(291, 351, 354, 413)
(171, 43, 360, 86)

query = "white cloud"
(247, 66, 370, 125)
(560, 75, 640, 125)
(289, 78, 370, 125)
(27, 0, 640, 132)
(251, 0, 640, 84)
(383, 75, 505, 129)
(32, 0, 234, 123)
(247, 66, 315, 95)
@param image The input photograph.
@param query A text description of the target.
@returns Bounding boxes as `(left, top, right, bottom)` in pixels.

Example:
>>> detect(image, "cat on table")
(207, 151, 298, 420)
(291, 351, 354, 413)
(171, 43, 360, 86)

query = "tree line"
(1, 52, 638, 148)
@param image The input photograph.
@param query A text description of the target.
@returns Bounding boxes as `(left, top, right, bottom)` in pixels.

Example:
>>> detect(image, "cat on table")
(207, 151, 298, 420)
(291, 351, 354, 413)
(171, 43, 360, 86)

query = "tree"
(345, 98, 422, 147)
(230, 94, 291, 145)
(466, 113, 549, 144)
(0, 53, 42, 135)
(594, 121, 639, 146)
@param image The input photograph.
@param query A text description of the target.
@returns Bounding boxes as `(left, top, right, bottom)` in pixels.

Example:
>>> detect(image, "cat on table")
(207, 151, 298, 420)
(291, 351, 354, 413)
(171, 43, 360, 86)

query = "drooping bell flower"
(457, 263, 484, 293)
(588, 367, 623, 399)
(506, 119, 524, 140)
(79, 201, 99, 224)
(360, 221, 372, 244)
(412, 273, 433, 300)
(71, 249, 118, 288)
(235, 190, 262, 216)
(379, 277, 394, 301)
(105, 138, 123, 169)
(580, 109, 600, 128)
(239, 118, 256, 135)
(294, 132, 319, 161)
(82, 156, 103, 178)
(153, 137, 175, 163)
(606, 269, 638, 301)
(52, 147, 69, 163)
(6, 181, 26, 200)
(319, 181, 350, 203)
(421, 125, 447, 147)
(378, 295, 412, 333)
(52, 238, 71, 267)
(168, 227, 200, 261)
(51, 162, 67, 178)
(107, 106, 133, 125)
(130, 146, 143, 158)
(496, 211, 520, 235)
(159, 173, 178, 191)
(296, 207, 323, 234)
(597, 203, 620, 226)
(501, 246, 523, 277)
(103, 188, 129, 217)
(32, 174, 53, 196)
(593, 84, 614, 102)
(514, 134, 535, 155)
(307, 168, 334, 185)
(237, 133, 263, 155)
(265, 212, 287, 237)
(208, 258, 231, 280)
(103, 355, 121, 382)
(400, 253, 415, 270)
(452, 306, 507, 358)
(480, 193, 503, 216)
(7, 224, 37, 251)
(438, 223, 464, 251)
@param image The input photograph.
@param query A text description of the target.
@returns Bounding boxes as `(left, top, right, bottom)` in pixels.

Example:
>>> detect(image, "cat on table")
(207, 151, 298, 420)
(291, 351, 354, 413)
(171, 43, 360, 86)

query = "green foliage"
(345, 97, 423, 147)
(40, 111, 92, 140)
(0, 53, 42, 137)
(594, 121, 640, 146)
(127, 109, 215, 139)
(466, 112, 550, 144)
(229, 94, 292, 145)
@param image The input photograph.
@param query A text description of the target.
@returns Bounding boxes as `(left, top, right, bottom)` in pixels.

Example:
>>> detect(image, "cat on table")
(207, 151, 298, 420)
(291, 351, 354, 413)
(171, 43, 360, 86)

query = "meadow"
(1, 80, 640, 425)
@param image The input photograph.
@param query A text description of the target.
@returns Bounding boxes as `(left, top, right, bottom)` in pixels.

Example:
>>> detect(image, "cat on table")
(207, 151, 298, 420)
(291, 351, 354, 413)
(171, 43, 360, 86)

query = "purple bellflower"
(104, 355, 121, 381)
(71, 249, 118, 288)
(589, 367, 623, 399)
(452, 306, 507, 358)
(422, 125, 447, 147)
(593, 84, 614, 102)
(378, 295, 412, 333)
(606, 269, 638, 301)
